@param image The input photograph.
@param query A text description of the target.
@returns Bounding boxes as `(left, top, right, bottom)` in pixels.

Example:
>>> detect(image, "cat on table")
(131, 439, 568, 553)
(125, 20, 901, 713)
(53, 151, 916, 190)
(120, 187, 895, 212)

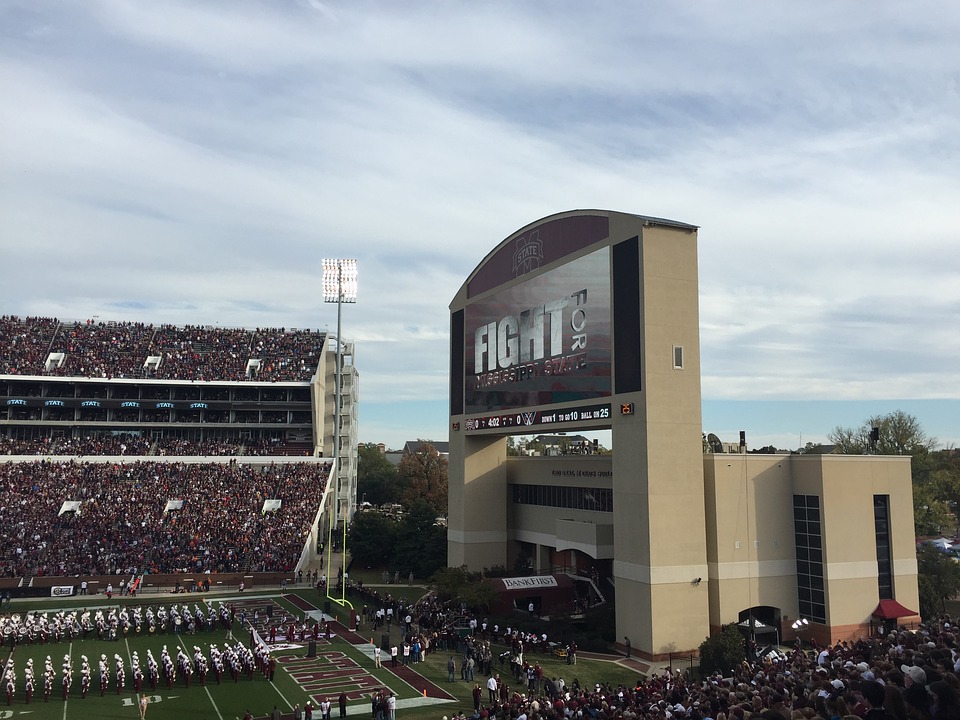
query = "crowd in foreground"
(0, 315, 326, 382)
(0, 459, 328, 577)
(445, 618, 960, 720)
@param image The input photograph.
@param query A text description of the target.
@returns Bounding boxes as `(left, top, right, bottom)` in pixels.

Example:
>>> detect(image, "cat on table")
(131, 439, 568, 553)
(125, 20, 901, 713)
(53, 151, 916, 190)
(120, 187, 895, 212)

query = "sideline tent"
(872, 599, 918, 620)
(738, 616, 779, 644)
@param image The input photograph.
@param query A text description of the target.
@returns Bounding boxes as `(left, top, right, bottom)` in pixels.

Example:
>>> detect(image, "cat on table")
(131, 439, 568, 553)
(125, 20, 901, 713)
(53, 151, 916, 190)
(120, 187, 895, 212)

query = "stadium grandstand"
(0, 315, 358, 597)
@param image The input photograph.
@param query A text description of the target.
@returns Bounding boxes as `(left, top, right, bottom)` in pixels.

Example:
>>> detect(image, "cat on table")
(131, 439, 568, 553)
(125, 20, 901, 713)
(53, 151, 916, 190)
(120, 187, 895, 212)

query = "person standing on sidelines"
(487, 674, 498, 704)
(387, 691, 396, 720)
(139, 693, 149, 720)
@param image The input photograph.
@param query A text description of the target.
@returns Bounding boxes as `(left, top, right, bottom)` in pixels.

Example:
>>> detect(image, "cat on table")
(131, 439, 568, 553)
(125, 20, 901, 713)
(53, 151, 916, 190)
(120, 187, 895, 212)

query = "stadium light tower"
(322, 258, 357, 606)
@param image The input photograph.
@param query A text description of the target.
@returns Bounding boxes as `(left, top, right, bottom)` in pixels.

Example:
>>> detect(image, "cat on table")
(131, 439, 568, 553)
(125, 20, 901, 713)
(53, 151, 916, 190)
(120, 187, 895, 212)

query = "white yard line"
(175, 633, 224, 720)
(124, 635, 140, 706)
(245, 620, 295, 712)
(62, 641, 72, 720)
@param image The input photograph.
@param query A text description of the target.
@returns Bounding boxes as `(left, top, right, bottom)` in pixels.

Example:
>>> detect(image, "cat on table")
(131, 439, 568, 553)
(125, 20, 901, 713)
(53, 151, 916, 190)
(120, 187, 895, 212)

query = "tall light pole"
(323, 258, 357, 607)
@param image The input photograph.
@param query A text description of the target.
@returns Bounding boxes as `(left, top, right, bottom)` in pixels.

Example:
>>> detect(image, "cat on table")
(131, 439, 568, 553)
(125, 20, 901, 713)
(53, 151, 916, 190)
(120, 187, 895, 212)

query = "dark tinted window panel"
(875, 495, 893, 600)
(509, 483, 613, 512)
(613, 237, 641, 393)
(450, 310, 464, 415)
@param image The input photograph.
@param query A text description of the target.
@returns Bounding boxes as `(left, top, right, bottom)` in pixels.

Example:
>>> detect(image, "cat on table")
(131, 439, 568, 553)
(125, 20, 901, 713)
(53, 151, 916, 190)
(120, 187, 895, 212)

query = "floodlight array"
(322, 258, 358, 303)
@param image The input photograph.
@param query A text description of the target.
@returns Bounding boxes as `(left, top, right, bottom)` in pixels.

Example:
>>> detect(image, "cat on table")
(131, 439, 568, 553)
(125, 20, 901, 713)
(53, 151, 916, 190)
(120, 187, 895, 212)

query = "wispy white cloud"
(2, 0, 959, 449)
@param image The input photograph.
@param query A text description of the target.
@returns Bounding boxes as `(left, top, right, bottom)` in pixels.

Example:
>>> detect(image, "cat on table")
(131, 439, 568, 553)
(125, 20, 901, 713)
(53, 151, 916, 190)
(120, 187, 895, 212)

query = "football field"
(0, 592, 453, 720)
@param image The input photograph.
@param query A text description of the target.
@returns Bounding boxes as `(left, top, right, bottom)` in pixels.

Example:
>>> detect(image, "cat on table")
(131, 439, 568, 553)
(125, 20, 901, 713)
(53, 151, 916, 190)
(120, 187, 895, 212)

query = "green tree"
(927, 451, 960, 531)
(346, 510, 398, 567)
(357, 443, 401, 506)
(829, 410, 936, 456)
(917, 543, 960, 617)
(430, 566, 498, 613)
(698, 623, 746, 675)
(913, 482, 952, 536)
(829, 411, 943, 536)
(398, 441, 448, 516)
(457, 576, 498, 613)
(391, 498, 447, 578)
(431, 566, 474, 603)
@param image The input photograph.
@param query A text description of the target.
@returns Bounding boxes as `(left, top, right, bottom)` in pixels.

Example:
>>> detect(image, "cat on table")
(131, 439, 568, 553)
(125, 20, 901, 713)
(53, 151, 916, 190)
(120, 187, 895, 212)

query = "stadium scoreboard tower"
(448, 209, 709, 659)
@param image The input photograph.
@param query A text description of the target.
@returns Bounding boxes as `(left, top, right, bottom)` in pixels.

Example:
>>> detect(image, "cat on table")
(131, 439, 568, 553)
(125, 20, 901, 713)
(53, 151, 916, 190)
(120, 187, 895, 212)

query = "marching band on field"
(0, 601, 233, 644)
(0, 601, 283, 705)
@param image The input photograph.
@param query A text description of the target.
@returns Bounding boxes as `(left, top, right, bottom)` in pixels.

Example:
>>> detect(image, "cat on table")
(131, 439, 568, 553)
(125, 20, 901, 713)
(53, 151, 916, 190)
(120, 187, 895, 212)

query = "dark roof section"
(402, 440, 449, 455)
(461, 209, 699, 299)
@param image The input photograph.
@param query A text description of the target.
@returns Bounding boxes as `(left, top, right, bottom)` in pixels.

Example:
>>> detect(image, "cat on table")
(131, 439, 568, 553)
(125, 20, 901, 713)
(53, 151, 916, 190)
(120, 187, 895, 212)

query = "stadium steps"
(46, 320, 63, 359)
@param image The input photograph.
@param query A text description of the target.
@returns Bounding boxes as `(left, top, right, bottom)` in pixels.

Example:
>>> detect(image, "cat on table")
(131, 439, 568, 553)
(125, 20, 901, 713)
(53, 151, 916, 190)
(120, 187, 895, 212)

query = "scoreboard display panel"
(463, 247, 611, 415)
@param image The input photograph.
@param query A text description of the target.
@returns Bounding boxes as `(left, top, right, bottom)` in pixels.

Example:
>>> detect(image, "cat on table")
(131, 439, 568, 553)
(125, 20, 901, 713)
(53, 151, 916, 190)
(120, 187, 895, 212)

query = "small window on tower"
(673, 345, 684, 369)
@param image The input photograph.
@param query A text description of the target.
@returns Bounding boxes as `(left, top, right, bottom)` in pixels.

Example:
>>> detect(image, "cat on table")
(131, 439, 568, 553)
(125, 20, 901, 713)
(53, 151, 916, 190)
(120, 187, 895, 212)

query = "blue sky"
(1, 2, 958, 450)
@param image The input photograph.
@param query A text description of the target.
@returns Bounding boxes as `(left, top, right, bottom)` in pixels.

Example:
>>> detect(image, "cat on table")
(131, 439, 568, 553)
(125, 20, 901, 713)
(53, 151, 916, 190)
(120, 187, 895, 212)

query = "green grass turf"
(2, 628, 288, 719)
(0, 590, 642, 720)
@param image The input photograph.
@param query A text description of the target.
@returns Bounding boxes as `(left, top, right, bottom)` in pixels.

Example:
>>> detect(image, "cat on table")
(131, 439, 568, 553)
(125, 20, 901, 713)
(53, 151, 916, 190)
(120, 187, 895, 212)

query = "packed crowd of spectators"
(0, 435, 310, 457)
(346, 578, 960, 720)
(0, 434, 155, 456)
(0, 316, 57, 376)
(0, 316, 326, 382)
(0, 459, 329, 578)
(419, 616, 960, 720)
(152, 437, 280, 457)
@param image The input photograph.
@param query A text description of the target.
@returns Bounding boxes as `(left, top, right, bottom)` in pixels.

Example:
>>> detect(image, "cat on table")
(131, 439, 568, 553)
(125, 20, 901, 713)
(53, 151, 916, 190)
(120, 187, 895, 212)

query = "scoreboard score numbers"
(462, 403, 611, 432)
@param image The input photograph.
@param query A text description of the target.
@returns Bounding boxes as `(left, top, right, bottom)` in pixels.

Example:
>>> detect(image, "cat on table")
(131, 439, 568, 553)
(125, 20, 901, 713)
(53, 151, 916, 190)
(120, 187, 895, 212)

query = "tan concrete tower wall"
(612, 224, 710, 659)
(447, 433, 508, 570)
(795, 455, 919, 639)
(704, 455, 802, 633)
(705, 453, 918, 643)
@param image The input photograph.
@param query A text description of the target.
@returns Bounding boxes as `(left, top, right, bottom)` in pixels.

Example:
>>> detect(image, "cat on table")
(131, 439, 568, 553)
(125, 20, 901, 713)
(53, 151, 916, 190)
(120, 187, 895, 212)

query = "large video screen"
(464, 247, 611, 414)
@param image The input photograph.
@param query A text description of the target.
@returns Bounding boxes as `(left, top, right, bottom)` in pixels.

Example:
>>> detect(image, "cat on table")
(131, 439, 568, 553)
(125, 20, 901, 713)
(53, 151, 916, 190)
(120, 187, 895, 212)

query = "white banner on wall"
(502, 576, 558, 590)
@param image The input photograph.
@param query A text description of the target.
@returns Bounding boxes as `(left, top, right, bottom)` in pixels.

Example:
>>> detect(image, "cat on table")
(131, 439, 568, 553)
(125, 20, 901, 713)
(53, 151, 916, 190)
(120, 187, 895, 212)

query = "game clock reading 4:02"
(464, 403, 611, 431)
